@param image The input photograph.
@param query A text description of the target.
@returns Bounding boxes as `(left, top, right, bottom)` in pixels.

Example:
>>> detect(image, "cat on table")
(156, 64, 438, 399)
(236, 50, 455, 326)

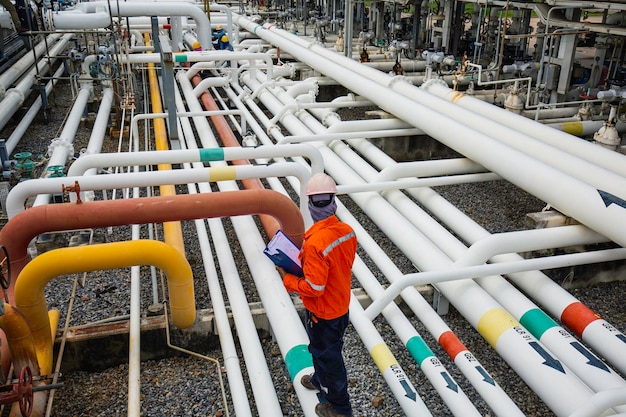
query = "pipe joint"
(267, 124, 281, 136)
(48, 138, 75, 159)
(5, 88, 25, 105)
(420, 78, 448, 91)
(388, 75, 411, 89)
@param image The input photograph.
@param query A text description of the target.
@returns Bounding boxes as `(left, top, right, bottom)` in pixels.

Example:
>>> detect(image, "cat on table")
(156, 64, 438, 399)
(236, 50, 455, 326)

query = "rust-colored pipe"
(0, 188, 303, 378)
(0, 303, 46, 417)
(191, 73, 281, 235)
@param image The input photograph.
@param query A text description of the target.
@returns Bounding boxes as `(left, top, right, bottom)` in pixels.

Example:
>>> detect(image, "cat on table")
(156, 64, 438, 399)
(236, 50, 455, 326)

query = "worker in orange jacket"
(277, 173, 357, 417)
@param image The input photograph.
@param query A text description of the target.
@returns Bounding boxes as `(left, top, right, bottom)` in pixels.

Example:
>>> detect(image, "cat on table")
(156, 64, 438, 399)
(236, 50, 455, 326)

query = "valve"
(46, 165, 65, 177)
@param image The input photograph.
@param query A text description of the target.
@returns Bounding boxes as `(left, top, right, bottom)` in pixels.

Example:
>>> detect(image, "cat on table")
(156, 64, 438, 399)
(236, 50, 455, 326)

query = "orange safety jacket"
(283, 215, 357, 320)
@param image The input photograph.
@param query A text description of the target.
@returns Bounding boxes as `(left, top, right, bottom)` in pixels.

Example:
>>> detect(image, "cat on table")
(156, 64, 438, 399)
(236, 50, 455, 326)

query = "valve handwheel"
(0, 246, 10, 290)
(18, 366, 33, 417)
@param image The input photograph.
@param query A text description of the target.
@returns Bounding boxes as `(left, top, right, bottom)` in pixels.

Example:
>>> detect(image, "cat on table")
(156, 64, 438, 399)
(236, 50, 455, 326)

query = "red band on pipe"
(163, 24, 171, 29)
(561, 302, 601, 338)
(439, 331, 466, 361)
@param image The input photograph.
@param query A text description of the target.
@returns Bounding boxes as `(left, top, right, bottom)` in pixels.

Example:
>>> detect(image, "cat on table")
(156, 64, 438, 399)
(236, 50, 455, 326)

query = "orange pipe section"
(191, 74, 281, 235)
(14, 240, 196, 376)
(0, 189, 303, 380)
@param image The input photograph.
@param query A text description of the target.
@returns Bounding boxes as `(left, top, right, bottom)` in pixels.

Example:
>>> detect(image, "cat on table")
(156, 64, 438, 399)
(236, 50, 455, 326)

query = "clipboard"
(264, 230, 303, 277)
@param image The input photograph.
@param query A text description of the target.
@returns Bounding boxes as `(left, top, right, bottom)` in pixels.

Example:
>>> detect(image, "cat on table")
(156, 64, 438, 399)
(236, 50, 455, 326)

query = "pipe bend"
(14, 240, 196, 376)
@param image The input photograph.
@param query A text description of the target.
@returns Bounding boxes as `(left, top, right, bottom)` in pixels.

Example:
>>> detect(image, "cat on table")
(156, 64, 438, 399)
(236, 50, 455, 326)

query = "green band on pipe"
(406, 336, 434, 367)
(199, 148, 225, 161)
(520, 308, 558, 339)
(174, 54, 187, 63)
(285, 344, 313, 381)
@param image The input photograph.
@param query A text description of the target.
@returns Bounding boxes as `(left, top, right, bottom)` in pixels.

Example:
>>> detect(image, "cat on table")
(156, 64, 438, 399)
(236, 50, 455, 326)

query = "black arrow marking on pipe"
(475, 366, 496, 386)
(399, 380, 417, 401)
(529, 342, 565, 373)
(570, 341, 610, 372)
(598, 190, 626, 209)
(440, 371, 459, 392)
(617, 334, 626, 344)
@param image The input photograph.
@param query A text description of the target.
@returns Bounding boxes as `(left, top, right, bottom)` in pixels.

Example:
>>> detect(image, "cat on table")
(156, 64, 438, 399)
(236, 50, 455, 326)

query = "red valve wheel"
(18, 366, 33, 417)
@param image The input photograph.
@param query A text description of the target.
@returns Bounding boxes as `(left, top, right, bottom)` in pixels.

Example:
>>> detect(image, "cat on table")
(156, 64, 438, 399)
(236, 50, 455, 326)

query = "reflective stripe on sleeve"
(322, 231, 356, 257)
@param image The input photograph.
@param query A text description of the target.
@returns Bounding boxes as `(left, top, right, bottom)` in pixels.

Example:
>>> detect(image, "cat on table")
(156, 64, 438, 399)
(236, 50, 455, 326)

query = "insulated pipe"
(351, 257, 485, 417)
(68, 145, 324, 177)
(5, 65, 65, 156)
(52, 1, 212, 49)
(421, 82, 626, 178)
(348, 296, 434, 416)
(233, 52, 612, 416)
(173, 94, 252, 417)
(187, 70, 283, 233)
(0, 189, 304, 291)
(240, 17, 626, 251)
(0, 303, 47, 417)
(336, 204, 525, 417)
(32, 83, 93, 208)
(80, 88, 115, 177)
(7, 163, 310, 219)
(0, 34, 73, 131)
(14, 240, 195, 376)
(0, 34, 62, 100)
(172, 84, 280, 417)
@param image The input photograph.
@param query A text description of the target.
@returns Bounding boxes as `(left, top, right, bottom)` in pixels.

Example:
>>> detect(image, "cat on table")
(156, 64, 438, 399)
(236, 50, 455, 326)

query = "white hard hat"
(306, 173, 337, 195)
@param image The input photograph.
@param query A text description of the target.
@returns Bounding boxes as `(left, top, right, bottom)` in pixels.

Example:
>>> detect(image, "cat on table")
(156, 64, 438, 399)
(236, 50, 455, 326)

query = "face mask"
(308, 198, 337, 222)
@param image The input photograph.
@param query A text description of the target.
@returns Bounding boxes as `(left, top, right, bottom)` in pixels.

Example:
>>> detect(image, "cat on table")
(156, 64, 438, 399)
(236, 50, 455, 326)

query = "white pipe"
(5, 64, 65, 156)
(242, 17, 626, 251)
(0, 34, 73, 131)
(234, 42, 602, 417)
(0, 34, 62, 100)
(568, 387, 626, 417)
(176, 72, 301, 416)
(348, 296, 434, 416)
(53, 1, 212, 49)
(346, 136, 626, 399)
(351, 256, 484, 417)
(336, 203, 525, 416)
(422, 82, 626, 178)
(174, 82, 251, 417)
(6, 163, 309, 219)
(364, 249, 626, 320)
(81, 88, 114, 177)
(31, 83, 93, 208)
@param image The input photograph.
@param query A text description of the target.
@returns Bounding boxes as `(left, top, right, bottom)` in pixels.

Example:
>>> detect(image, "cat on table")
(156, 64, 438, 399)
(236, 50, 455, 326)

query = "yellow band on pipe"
(208, 166, 238, 182)
(560, 121, 584, 137)
(371, 343, 397, 374)
(15, 240, 196, 375)
(477, 307, 519, 349)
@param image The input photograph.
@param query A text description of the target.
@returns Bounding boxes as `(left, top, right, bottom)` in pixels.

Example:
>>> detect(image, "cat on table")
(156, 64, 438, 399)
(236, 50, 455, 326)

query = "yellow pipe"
(14, 240, 195, 375)
(145, 34, 185, 254)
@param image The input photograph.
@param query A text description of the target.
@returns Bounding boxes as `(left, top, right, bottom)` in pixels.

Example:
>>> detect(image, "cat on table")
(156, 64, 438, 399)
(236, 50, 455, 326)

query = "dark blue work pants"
(305, 310, 352, 416)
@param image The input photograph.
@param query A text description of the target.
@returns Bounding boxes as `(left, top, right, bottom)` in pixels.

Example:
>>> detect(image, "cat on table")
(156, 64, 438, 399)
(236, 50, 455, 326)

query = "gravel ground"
(1, 61, 626, 417)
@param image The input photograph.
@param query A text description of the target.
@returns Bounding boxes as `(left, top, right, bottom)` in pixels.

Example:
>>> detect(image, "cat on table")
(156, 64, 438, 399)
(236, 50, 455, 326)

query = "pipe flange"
(48, 138, 75, 157)
(421, 77, 448, 90)
(388, 75, 411, 88)
(322, 112, 340, 126)
(267, 124, 281, 136)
